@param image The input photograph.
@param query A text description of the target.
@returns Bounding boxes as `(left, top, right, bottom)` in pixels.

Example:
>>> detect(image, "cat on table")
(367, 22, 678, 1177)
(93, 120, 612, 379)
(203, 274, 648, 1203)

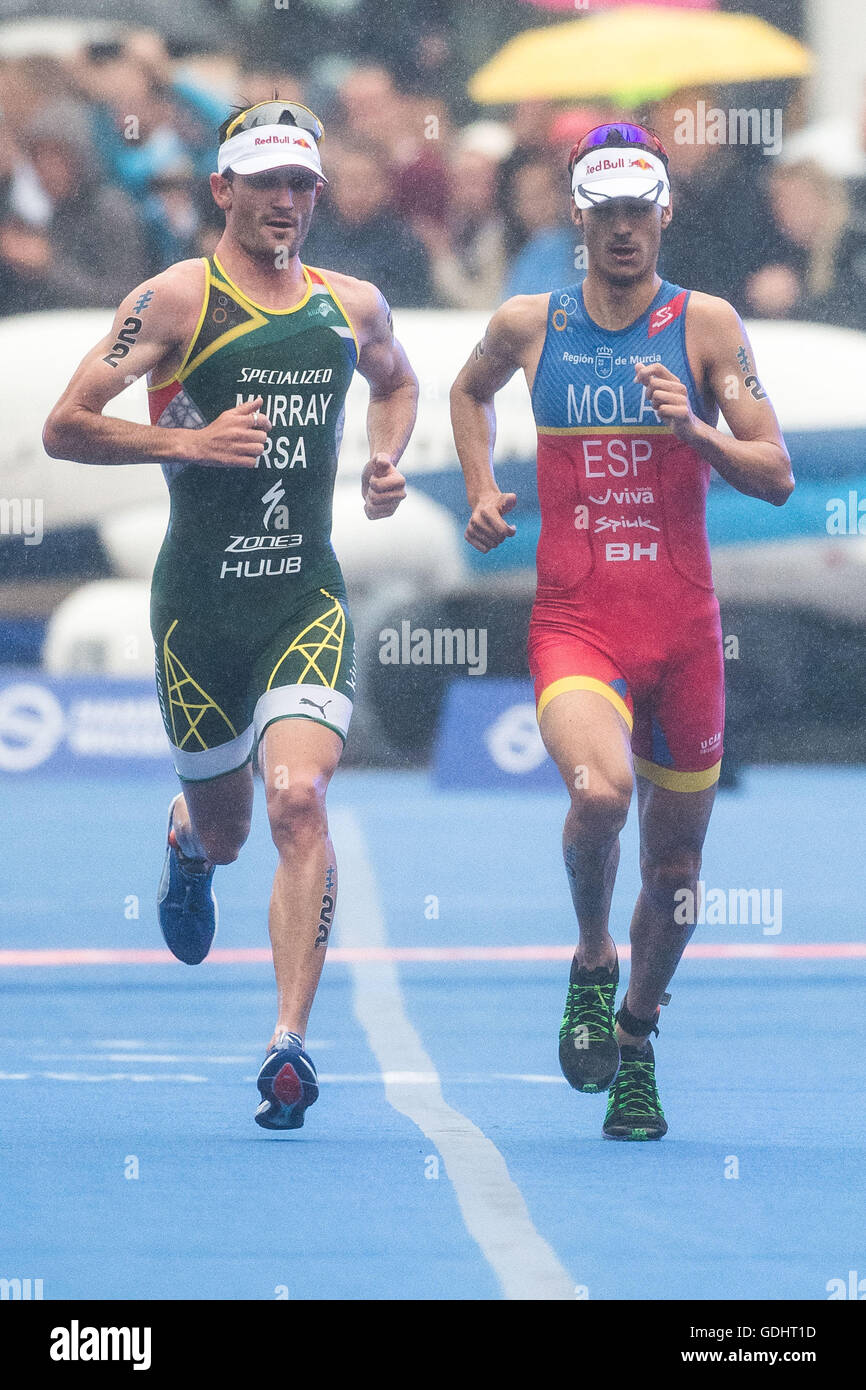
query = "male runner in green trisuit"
(44, 100, 418, 1129)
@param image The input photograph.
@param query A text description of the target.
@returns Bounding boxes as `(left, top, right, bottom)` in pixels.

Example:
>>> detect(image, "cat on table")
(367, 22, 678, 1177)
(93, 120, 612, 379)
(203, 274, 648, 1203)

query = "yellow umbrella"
(468, 6, 812, 108)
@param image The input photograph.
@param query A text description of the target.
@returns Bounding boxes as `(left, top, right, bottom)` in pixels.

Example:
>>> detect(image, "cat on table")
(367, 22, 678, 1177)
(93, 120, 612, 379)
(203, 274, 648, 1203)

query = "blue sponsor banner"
(433, 677, 561, 791)
(0, 668, 167, 775)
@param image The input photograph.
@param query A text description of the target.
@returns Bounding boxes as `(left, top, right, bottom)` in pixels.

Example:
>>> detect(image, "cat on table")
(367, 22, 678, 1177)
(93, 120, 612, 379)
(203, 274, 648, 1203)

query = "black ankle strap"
(176, 846, 210, 874)
(616, 1000, 660, 1039)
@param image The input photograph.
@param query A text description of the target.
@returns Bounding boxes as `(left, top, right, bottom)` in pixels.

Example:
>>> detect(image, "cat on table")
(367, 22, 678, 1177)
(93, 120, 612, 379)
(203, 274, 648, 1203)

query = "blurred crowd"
(2, 26, 866, 330)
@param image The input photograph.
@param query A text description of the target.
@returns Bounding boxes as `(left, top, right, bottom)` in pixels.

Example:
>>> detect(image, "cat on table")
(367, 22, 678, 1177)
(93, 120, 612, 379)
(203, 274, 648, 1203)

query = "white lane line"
(0, 1072, 209, 1083)
(331, 808, 575, 1303)
(0, 1071, 571, 1086)
(256, 1073, 567, 1085)
(30, 1054, 262, 1064)
(81, 1039, 335, 1051)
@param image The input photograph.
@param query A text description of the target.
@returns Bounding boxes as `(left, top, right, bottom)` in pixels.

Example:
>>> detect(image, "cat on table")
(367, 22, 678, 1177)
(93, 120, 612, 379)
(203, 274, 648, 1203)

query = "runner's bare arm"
(42, 262, 272, 469)
(450, 297, 539, 551)
(638, 294, 793, 506)
(345, 280, 418, 519)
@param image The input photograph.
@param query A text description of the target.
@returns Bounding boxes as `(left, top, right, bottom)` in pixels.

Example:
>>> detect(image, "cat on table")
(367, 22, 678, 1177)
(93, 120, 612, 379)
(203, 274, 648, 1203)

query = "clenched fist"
(465, 490, 517, 554)
(182, 395, 273, 468)
(634, 362, 699, 444)
(362, 452, 407, 519)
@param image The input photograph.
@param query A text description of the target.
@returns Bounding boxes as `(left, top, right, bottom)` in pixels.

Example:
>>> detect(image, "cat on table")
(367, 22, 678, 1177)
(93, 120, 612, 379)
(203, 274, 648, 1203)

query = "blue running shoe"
(255, 1031, 319, 1130)
(157, 797, 218, 965)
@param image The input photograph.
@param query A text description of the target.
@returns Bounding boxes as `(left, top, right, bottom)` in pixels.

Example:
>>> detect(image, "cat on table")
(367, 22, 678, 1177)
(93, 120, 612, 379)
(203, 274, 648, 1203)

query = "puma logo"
(300, 696, 332, 716)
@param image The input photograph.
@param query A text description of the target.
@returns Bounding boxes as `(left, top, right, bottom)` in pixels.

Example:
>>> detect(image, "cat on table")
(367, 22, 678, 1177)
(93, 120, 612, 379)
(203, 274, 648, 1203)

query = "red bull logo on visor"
(584, 155, 627, 174)
(253, 133, 314, 150)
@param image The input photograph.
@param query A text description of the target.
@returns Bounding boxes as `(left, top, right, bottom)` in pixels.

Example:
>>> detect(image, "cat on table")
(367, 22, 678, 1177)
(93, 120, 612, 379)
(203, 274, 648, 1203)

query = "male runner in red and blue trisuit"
(451, 123, 793, 1139)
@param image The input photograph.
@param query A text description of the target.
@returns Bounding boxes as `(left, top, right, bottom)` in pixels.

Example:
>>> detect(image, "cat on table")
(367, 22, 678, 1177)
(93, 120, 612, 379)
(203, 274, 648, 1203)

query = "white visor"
(572, 148, 669, 209)
(218, 123, 327, 181)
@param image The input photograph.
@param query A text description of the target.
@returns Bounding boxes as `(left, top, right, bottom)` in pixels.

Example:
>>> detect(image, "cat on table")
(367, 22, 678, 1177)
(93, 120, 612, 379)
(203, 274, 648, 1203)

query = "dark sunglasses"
(244, 168, 321, 191)
(569, 122, 668, 175)
(224, 100, 325, 144)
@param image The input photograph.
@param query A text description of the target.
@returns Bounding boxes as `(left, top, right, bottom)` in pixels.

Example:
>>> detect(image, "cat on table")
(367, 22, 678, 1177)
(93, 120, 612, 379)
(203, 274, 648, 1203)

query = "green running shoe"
(603, 1041, 667, 1140)
(558, 953, 620, 1093)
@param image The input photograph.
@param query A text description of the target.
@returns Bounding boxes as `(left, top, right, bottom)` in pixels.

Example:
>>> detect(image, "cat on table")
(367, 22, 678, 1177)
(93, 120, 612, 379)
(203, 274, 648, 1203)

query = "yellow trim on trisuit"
(267, 590, 346, 691)
(176, 274, 268, 383)
(536, 675, 633, 731)
(536, 425, 671, 436)
(212, 253, 313, 315)
(162, 618, 239, 751)
(147, 258, 210, 393)
(633, 757, 722, 792)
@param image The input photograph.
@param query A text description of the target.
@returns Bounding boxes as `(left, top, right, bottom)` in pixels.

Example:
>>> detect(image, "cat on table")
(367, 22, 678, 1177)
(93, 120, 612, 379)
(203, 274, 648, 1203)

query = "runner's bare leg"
(539, 689, 634, 969)
(171, 764, 254, 863)
(258, 717, 343, 1048)
(618, 778, 717, 1043)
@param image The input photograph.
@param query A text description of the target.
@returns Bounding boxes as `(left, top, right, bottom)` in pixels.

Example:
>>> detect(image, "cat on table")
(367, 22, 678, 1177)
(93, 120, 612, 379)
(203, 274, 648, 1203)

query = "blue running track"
(0, 767, 863, 1300)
